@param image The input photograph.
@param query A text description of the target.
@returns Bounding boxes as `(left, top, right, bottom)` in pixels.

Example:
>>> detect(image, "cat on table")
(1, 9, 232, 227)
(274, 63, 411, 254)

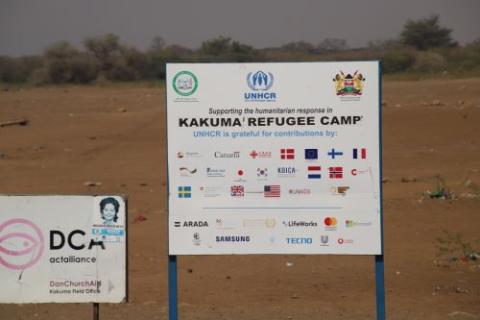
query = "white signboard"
(0, 195, 127, 303)
(167, 62, 381, 255)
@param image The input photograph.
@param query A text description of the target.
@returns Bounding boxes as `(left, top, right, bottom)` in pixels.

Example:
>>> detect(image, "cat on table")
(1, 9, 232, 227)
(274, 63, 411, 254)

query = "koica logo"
(0, 218, 45, 270)
(277, 167, 297, 178)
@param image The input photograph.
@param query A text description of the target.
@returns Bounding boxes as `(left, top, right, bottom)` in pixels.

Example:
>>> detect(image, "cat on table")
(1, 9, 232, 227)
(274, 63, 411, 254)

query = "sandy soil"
(0, 78, 479, 320)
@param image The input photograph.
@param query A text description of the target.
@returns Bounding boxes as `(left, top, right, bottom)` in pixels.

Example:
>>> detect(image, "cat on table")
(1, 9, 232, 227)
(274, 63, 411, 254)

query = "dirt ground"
(0, 78, 479, 320)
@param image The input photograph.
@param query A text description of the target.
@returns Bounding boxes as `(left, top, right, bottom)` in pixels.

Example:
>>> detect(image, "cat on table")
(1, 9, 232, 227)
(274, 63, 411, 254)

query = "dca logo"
(244, 71, 276, 102)
(0, 218, 44, 270)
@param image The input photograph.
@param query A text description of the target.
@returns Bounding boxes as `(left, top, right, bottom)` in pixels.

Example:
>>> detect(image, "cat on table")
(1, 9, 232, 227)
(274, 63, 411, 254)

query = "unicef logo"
(247, 71, 274, 91)
(173, 71, 198, 96)
(0, 218, 45, 270)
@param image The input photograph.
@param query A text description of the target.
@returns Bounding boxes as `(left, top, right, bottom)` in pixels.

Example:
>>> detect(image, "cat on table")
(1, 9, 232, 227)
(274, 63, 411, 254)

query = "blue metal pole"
(375, 255, 386, 320)
(168, 255, 178, 320)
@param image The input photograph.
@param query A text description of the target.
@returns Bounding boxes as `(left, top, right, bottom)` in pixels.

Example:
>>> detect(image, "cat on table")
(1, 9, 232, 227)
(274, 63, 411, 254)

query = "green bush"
(382, 50, 416, 73)
(39, 42, 99, 84)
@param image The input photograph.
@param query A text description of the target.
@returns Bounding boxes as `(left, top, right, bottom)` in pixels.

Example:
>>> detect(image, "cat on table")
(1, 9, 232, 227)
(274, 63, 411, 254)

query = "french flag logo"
(353, 148, 366, 159)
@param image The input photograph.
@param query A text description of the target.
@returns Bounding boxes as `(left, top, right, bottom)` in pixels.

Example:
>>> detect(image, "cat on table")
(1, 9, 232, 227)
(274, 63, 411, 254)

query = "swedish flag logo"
(178, 186, 192, 198)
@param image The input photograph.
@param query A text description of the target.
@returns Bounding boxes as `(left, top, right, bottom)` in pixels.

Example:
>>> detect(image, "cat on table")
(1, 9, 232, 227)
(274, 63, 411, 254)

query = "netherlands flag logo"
(307, 166, 321, 179)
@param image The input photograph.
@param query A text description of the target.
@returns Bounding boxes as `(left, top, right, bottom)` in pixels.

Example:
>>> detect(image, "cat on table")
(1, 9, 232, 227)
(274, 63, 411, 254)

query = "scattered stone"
(458, 100, 465, 105)
(448, 311, 478, 319)
(431, 100, 444, 106)
(0, 153, 7, 159)
(83, 181, 102, 187)
(381, 100, 388, 107)
(286, 262, 294, 267)
(395, 103, 402, 108)
(455, 287, 470, 294)
(0, 119, 29, 128)
(401, 177, 417, 183)
(290, 294, 300, 299)
(133, 214, 148, 223)
(118, 107, 127, 113)
(226, 275, 231, 280)
(382, 178, 390, 183)
(187, 268, 193, 273)
(140, 183, 148, 187)
(459, 193, 478, 199)
(88, 136, 97, 140)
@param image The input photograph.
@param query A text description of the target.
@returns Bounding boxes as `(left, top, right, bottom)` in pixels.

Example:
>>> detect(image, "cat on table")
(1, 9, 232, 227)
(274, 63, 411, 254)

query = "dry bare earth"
(0, 79, 479, 320)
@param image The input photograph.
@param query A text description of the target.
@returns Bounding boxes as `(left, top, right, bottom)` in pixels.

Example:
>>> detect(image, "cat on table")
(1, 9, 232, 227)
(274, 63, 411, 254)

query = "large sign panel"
(167, 62, 381, 255)
(0, 195, 127, 303)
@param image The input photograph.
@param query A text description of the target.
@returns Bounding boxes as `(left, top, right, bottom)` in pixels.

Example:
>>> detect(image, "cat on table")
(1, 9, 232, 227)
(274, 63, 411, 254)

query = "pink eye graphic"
(0, 219, 44, 270)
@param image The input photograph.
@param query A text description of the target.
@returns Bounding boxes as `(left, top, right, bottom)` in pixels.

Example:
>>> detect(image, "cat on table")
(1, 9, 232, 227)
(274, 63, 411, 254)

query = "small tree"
(401, 15, 457, 50)
(84, 34, 123, 75)
(41, 42, 98, 84)
(280, 41, 316, 53)
(317, 38, 348, 52)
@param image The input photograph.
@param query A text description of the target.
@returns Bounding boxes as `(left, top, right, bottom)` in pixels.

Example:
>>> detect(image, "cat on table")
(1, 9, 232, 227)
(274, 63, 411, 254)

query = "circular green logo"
(173, 71, 198, 96)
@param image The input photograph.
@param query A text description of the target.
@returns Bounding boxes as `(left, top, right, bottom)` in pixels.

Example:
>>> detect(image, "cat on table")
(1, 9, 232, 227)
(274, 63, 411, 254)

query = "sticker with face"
(99, 197, 120, 225)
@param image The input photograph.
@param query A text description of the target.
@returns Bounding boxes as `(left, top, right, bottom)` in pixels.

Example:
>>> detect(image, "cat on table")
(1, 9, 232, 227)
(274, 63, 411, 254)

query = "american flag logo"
(280, 148, 295, 160)
(231, 185, 245, 197)
(329, 167, 343, 179)
(264, 185, 280, 197)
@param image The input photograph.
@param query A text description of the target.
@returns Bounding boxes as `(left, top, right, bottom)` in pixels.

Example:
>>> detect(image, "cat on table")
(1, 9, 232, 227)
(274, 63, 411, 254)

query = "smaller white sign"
(0, 195, 127, 303)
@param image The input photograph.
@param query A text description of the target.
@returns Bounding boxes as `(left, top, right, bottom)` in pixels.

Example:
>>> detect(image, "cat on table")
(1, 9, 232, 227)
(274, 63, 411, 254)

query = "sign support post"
(375, 255, 386, 320)
(93, 303, 100, 320)
(168, 255, 178, 320)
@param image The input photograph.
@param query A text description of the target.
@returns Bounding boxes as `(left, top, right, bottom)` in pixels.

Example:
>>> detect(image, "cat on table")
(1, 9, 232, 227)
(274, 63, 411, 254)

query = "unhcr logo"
(245, 71, 276, 102)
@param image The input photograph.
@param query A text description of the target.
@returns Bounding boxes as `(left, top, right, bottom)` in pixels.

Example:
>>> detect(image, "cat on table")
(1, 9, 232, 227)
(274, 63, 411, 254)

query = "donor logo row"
(189, 233, 355, 246)
(173, 218, 372, 230)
